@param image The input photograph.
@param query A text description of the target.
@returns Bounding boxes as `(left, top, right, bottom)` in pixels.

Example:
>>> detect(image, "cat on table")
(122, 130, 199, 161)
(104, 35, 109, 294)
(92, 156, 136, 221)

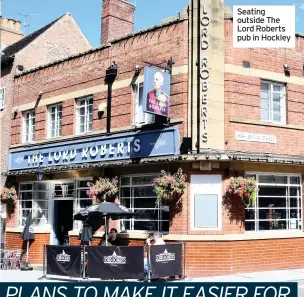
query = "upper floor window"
(76, 96, 93, 134)
(260, 81, 286, 125)
(0, 87, 5, 109)
(23, 110, 35, 143)
(48, 103, 62, 138)
(133, 83, 154, 125)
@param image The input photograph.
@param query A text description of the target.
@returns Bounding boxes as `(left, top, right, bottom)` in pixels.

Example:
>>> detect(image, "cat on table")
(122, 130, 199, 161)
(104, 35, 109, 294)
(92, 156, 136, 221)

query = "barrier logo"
(56, 250, 71, 263)
(103, 251, 127, 265)
(156, 249, 175, 262)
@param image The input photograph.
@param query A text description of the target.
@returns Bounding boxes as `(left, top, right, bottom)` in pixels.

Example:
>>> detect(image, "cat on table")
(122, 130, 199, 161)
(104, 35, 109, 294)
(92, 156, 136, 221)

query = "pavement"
(1, 268, 304, 293)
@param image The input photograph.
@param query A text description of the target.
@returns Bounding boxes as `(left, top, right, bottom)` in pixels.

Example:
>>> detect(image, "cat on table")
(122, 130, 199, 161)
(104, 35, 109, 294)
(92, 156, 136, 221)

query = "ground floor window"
(120, 175, 169, 232)
(19, 179, 92, 228)
(245, 174, 302, 231)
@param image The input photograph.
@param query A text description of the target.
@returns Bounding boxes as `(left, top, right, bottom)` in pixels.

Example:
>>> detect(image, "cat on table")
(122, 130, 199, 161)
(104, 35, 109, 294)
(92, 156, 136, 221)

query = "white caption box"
(233, 6, 295, 48)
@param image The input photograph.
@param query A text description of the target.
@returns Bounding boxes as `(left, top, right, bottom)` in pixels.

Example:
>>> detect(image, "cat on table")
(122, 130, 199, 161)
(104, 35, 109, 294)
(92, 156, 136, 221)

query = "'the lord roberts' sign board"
(8, 127, 180, 171)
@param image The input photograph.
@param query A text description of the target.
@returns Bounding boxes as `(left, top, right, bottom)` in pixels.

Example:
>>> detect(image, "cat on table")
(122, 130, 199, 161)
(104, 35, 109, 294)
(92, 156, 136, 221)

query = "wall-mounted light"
(35, 167, 44, 181)
(283, 64, 290, 76)
(98, 103, 107, 119)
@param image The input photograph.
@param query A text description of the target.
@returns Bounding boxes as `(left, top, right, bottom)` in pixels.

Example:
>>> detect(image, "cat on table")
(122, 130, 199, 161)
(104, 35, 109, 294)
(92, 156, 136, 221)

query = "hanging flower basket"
(1, 186, 17, 216)
(87, 177, 119, 203)
(225, 177, 258, 207)
(153, 168, 187, 206)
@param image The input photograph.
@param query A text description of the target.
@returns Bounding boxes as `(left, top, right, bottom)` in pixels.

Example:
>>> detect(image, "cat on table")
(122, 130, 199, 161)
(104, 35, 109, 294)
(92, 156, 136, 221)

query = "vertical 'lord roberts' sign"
(198, 0, 225, 150)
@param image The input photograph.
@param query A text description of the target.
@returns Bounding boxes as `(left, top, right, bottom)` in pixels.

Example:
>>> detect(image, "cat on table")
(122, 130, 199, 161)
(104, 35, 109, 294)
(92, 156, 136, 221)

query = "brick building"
(4, 0, 304, 277)
(1, 13, 91, 188)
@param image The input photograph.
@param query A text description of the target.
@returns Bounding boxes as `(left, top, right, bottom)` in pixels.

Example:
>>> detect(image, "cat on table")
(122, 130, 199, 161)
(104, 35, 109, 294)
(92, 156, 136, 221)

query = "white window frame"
(133, 83, 154, 125)
(260, 80, 286, 125)
(73, 178, 93, 230)
(190, 174, 222, 231)
(22, 110, 35, 143)
(245, 172, 302, 232)
(47, 103, 62, 138)
(120, 174, 168, 233)
(0, 87, 5, 109)
(18, 182, 50, 227)
(76, 96, 93, 134)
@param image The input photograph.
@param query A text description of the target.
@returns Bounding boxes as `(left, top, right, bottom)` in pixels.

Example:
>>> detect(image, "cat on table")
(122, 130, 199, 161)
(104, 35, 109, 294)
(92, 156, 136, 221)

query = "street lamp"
(35, 167, 44, 181)
(105, 62, 118, 134)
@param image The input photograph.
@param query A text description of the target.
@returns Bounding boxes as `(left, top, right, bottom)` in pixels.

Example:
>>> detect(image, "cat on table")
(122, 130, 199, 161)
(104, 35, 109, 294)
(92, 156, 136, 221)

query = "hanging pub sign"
(143, 66, 171, 117)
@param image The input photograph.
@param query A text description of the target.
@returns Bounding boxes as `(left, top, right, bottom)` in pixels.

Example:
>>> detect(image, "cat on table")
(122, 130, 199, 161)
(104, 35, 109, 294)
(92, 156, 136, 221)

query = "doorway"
(53, 200, 74, 245)
(51, 181, 75, 245)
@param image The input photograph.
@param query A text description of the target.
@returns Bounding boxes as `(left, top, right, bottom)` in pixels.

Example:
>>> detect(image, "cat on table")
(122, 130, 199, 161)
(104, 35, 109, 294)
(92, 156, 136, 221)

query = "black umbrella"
(74, 202, 136, 246)
(20, 212, 35, 264)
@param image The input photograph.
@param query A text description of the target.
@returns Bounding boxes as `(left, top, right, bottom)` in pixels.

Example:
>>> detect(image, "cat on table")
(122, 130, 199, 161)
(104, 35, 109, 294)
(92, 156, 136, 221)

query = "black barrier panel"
(150, 243, 182, 278)
(46, 245, 82, 277)
(87, 246, 145, 279)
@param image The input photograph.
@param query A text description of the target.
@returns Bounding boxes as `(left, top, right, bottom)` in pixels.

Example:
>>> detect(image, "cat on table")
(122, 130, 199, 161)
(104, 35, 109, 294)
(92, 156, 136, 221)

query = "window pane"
(132, 176, 156, 185)
(20, 184, 33, 191)
(259, 220, 286, 231)
(121, 177, 130, 186)
(120, 198, 131, 208)
(261, 82, 269, 91)
(134, 198, 157, 208)
(20, 192, 32, 200)
(120, 187, 130, 198)
(134, 186, 155, 197)
(259, 175, 287, 184)
(290, 177, 300, 184)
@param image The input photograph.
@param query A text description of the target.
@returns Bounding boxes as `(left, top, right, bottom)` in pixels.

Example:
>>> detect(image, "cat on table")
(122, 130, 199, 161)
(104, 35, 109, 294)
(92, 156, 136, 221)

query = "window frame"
(245, 172, 302, 232)
(76, 96, 93, 134)
(0, 87, 5, 109)
(22, 110, 35, 143)
(133, 83, 154, 125)
(119, 173, 168, 233)
(47, 103, 62, 139)
(260, 80, 286, 125)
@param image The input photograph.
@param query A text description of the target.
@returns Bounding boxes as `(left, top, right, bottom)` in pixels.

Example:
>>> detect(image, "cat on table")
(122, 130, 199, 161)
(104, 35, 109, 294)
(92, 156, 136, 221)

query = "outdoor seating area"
(0, 249, 23, 270)
(42, 244, 184, 281)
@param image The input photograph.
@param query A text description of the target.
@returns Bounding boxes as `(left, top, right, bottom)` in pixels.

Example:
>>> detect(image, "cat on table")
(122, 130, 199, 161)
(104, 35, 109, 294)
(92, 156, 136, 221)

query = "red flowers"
(225, 177, 258, 207)
(87, 177, 119, 202)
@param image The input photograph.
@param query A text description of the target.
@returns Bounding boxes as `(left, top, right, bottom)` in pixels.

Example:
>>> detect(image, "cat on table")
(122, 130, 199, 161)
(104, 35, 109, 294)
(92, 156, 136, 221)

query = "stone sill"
(230, 117, 304, 131)
(69, 230, 304, 242)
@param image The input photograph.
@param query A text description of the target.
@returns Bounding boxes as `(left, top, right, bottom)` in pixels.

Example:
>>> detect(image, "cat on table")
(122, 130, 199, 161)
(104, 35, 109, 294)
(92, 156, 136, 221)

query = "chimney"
(101, 0, 135, 44)
(0, 18, 24, 48)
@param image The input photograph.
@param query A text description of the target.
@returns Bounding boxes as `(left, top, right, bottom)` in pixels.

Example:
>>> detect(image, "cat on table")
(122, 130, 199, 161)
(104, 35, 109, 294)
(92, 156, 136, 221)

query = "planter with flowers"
(153, 168, 187, 208)
(225, 176, 258, 207)
(1, 186, 17, 216)
(87, 177, 119, 203)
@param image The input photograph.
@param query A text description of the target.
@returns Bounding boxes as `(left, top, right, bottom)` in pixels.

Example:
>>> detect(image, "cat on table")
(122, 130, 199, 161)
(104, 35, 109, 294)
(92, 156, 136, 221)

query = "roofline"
(14, 16, 186, 78)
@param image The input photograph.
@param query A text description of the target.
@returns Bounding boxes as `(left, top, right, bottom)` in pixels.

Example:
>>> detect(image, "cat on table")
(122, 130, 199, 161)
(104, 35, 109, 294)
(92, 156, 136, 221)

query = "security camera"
(135, 65, 141, 74)
(283, 64, 289, 69)
(39, 91, 43, 95)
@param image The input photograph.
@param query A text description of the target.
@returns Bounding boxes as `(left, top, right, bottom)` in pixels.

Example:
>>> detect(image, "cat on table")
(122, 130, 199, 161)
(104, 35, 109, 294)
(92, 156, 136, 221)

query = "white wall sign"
(235, 132, 277, 144)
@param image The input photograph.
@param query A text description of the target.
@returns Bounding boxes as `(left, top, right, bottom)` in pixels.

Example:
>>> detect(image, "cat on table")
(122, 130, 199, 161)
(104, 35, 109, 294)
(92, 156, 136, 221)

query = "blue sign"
(143, 66, 171, 117)
(8, 127, 180, 171)
(0, 282, 298, 297)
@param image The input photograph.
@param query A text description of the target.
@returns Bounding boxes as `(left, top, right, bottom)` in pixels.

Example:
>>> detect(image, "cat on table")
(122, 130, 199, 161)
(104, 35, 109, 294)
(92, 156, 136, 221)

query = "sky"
(2, 0, 304, 47)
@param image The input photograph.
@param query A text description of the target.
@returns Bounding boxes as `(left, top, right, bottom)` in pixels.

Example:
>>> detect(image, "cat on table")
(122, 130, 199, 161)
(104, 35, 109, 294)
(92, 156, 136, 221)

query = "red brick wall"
(186, 238, 304, 277)
(225, 19, 304, 156)
(12, 20, 188, 145)
(101, 0, 134, 44)
(5, 232, 50, 265)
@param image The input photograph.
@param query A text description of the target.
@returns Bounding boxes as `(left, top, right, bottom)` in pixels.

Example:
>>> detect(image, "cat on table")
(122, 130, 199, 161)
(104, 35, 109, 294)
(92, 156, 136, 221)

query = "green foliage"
(87, 177, 119, 202)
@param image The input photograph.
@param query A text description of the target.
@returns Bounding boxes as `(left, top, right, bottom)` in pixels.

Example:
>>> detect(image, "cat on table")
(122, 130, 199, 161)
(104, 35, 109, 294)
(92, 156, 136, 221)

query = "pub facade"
(4, 0, 304, 277)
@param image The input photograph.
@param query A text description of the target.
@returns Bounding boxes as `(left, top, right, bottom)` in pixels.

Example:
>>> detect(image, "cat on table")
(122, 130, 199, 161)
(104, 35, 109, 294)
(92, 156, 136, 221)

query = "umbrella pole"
(105, 217, 108, 246)
(26, 240, 29, 264)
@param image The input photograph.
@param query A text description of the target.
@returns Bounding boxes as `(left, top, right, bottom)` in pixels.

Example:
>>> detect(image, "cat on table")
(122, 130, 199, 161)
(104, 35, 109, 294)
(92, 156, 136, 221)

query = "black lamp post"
(105, 63, 118, 134)
(35, 167, 44, 181)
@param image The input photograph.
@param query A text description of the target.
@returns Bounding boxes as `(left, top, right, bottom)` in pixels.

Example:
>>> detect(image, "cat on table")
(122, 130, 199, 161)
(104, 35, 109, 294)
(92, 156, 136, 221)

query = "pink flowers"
(225, 177, 258, 207)
(1, 186, 17, 215)
(153, 168, 187, 205)
(87, 177, 119, 202)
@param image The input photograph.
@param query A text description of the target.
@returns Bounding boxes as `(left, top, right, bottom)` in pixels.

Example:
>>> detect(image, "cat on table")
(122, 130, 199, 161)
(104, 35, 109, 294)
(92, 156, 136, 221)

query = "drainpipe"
(105, 63, 118, 134)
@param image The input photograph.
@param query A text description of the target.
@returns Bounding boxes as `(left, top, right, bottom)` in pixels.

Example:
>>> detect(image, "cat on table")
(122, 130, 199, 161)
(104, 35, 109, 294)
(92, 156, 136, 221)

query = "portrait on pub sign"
(143, 66, 171, 117)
